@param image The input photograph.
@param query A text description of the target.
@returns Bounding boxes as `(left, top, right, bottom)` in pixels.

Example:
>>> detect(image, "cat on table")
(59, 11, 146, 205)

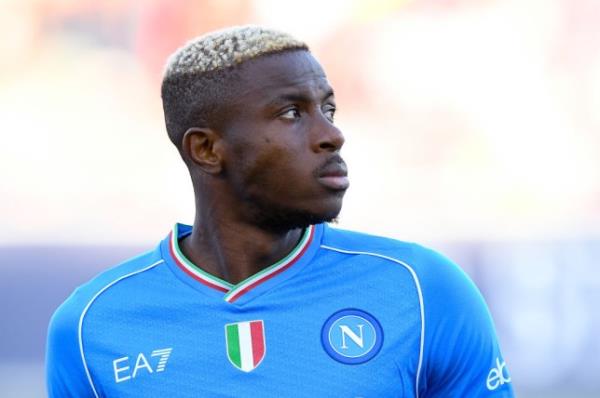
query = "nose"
(313, 119, 345, 153)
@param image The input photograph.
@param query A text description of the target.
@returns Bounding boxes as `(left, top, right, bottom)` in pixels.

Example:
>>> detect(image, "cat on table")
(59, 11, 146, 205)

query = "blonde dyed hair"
(164, 25, 308, 79)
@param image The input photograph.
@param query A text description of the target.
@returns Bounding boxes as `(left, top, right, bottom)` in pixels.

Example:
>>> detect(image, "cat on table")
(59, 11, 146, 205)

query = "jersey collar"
(161, 223, 322, 305)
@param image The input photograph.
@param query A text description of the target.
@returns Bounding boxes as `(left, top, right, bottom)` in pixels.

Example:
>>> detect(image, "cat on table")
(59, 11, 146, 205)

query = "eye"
(279, 107, 301, 120)
(323, 104, 336, 122)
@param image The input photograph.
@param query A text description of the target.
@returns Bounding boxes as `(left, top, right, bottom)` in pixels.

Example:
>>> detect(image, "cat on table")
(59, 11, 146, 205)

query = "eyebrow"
(266, 88, 335, 107)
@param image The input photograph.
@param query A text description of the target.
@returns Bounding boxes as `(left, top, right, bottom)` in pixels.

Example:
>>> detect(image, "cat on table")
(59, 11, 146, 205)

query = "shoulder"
(321, 224, 460, 280)
(320, 224, 416, 263)
(320, 224, 484, 325)
(77, 248, 164, 297)
(48, 247, 164, 340)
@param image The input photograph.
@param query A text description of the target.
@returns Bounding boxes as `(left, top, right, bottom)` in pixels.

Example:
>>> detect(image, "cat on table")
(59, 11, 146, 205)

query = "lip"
(317, 159, 349, 190)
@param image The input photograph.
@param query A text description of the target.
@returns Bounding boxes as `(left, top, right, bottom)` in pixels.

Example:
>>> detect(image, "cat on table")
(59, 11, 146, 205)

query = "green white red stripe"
(224, 225, 314, 303)
(169, 227, 232, 292)
(169, 224, 314, 303)
(225, 320, 265, 372)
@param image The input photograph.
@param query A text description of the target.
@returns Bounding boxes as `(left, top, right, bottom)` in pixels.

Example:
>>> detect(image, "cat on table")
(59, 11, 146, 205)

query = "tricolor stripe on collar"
(168, 224, 315, 303)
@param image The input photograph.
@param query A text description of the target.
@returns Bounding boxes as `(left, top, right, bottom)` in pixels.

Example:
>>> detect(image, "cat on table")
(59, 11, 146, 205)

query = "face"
(220, 50, 348, 232)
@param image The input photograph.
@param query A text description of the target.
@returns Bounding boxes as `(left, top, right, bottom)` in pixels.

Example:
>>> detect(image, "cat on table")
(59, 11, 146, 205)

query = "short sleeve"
(414, 246, 514, 397)
(46, 290, 97, 398)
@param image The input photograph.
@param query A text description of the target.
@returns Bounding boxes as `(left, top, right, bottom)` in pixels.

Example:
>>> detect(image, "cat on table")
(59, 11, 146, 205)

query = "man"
(46, 26, 514, 397)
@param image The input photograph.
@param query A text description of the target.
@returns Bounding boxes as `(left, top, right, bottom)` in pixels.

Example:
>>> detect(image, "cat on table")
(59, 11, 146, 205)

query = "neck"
(180, 210, 304, 285)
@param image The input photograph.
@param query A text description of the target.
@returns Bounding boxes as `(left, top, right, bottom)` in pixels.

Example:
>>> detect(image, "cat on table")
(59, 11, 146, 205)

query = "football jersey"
(46, 223, 514, 397)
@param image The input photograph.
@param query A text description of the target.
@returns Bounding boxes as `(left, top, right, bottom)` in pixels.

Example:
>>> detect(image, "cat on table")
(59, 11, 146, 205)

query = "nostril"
(319, 142, 337, 151)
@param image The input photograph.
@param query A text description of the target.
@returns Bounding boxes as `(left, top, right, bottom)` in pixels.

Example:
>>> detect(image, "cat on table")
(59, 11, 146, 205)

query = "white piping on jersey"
(320, 245, 425, 398)
(78, 259, 164, 398)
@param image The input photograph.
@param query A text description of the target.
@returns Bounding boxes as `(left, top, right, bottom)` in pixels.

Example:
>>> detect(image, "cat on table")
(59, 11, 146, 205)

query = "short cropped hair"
(161, 26, 309, 149)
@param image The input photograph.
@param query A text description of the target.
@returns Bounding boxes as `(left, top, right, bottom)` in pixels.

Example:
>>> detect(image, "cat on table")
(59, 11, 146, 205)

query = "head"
(161, 26, 348, 233)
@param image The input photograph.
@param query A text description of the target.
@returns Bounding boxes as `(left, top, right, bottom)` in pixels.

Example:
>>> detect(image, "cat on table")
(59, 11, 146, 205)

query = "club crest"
(225, 320, 266, 372)
(321, 309, 383, 364)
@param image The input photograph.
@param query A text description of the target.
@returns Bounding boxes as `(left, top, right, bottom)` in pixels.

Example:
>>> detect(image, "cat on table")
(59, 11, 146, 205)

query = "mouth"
(317, 157, 349, 191)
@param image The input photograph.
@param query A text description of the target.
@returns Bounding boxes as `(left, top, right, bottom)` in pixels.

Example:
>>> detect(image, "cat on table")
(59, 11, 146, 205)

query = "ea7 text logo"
(113, 348, 173, 383)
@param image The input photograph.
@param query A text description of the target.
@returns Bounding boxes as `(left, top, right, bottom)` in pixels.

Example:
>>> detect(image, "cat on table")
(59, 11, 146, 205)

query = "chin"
(254, 204, 342, 233)
(243, 190, 344, 232)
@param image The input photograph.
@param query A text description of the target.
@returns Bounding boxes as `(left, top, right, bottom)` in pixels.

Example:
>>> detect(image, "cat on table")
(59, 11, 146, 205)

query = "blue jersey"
(46, 223, 514, 397)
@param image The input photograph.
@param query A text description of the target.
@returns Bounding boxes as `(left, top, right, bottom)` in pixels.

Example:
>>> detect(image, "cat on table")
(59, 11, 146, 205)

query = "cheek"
(242, 145, 308, 196)
(246, 146, 290, 183)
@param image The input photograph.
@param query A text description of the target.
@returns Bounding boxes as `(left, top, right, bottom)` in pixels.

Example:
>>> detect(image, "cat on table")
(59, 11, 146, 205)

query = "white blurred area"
(1, 0, 598, 244)
(1, 1, 600, 397)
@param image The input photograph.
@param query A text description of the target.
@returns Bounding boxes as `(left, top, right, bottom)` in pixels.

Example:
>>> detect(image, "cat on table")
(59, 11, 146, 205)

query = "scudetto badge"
(321, 308, 383, 365)
(225, 320, 266, 372)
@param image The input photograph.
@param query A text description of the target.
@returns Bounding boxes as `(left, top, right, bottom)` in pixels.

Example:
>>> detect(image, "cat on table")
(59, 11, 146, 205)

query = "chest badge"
(225, 320, 266, 372)
(321, 309, 383, 364)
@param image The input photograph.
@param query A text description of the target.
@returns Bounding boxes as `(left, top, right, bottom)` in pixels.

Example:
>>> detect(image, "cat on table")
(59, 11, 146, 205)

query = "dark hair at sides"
(161, 66, 241, 150)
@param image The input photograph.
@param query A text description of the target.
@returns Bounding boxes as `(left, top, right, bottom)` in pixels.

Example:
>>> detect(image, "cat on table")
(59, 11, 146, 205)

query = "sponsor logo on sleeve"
(487, 357, 511, 390)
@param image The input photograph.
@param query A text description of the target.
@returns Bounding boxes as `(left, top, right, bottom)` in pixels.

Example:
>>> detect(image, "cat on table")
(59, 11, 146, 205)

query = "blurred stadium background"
(1, 0, 599, 397)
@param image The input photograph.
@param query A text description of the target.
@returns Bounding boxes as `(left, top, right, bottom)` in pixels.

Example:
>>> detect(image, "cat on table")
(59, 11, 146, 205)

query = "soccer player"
(46, 26, 514, 397)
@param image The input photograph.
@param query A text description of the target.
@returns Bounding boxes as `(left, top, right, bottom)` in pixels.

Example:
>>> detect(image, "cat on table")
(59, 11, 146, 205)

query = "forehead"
(234, 50, 332, 103)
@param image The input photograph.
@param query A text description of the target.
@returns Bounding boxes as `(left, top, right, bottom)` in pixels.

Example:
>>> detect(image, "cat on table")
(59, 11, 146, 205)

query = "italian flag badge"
(225, 320, 266, 372)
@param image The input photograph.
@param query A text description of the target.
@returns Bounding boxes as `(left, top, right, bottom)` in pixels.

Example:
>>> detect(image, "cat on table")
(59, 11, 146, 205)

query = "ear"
(181, 127, 224, 174)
